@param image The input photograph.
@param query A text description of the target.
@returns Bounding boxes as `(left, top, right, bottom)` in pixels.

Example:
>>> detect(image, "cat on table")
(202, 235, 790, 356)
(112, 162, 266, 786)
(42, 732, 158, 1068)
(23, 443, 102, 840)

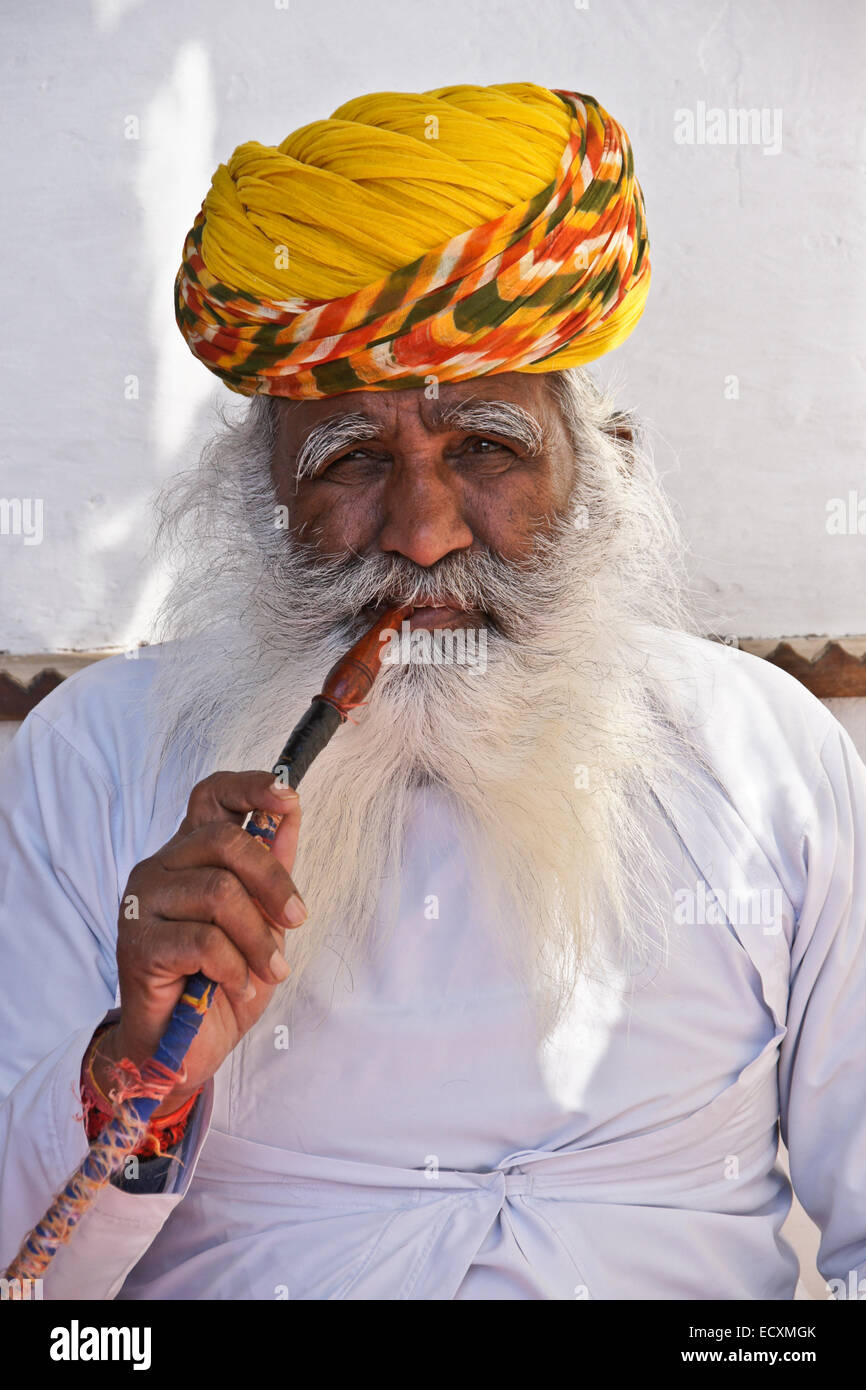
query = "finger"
(156, 822, 308, 932)
(146, 867, 294, 986)
(121, 918, 264, 1007)
(176, 770, 302, 837)
(270, 788, 302, 868)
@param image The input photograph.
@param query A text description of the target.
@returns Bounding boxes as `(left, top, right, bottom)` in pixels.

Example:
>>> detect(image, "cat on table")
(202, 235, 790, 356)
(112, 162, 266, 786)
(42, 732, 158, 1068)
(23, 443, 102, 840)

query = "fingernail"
(270, 779, 298, 799)
(269, 949, 291, 981)
(284, 893, 307, 926)
(242, 979, 257, 1001)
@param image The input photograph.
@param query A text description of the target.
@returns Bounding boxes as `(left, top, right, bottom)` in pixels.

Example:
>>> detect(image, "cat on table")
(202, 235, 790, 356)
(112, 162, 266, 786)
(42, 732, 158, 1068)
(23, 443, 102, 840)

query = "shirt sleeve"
(0, 710, 212, 1298)
(778, 718, 866, 1293)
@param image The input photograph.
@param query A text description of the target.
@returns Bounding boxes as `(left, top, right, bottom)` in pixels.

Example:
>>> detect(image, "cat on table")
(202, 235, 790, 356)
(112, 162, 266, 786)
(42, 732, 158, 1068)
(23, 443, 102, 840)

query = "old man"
(1, 82, 864, 1301)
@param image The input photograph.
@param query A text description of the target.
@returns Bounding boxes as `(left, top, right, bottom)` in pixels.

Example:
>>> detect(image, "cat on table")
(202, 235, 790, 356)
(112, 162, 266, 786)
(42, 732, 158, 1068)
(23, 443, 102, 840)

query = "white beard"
(145, 379, 701, 1035)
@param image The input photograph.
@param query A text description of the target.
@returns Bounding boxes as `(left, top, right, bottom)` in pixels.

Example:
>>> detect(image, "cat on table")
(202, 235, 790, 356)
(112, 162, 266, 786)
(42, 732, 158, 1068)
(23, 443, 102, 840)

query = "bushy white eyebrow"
(437, 399, 545, 456)
(292, 397, 545, 484)
(294, 412, 381, 483)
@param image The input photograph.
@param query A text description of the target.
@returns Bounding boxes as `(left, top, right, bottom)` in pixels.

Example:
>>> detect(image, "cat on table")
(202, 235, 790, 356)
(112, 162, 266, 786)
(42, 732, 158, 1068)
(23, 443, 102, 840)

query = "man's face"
(270, 372, 576, 629)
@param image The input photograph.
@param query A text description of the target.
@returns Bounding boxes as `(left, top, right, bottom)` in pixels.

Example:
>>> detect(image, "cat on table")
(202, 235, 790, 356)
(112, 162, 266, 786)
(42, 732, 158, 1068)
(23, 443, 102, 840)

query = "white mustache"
(264, 519, 584, 648)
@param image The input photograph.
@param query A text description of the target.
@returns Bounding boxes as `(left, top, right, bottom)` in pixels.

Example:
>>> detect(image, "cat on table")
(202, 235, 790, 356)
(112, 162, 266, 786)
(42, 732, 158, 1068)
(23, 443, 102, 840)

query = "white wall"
(1, 0, 864, 652)
(1, 2, 863, 1297)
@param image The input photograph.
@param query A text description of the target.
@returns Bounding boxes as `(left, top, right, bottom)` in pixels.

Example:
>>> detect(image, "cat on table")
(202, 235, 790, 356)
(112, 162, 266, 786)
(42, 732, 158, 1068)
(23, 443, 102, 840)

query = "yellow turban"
(175, 82, 650, 397)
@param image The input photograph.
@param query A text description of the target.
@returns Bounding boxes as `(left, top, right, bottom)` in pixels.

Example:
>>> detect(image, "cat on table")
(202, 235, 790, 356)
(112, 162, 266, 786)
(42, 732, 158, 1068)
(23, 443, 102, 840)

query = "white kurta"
(0, 635, 864, 1301)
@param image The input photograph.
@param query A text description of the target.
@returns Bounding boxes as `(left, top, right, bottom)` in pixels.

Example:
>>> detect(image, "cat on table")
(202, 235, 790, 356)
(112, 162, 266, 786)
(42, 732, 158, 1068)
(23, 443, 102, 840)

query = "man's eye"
(323, 449, 379, 471)
(463, 437, 515, 458)
(326, 449, 369, 466)
(314, 449, 387, 483)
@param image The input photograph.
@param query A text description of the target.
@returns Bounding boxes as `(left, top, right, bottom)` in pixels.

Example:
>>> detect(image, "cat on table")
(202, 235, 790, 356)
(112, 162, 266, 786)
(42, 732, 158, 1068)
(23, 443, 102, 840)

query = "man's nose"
(376, 458, 474, 568)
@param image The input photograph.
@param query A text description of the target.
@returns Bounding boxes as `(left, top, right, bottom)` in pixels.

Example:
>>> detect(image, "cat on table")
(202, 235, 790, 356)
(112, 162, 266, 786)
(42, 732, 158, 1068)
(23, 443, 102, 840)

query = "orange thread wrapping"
(6, 1043, 200, 1280)
(80, 1028, 202, 1159)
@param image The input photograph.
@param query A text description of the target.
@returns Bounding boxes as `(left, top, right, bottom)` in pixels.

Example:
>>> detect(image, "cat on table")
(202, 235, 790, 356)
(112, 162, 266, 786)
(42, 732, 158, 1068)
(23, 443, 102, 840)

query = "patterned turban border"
(174, 88, 651, 398)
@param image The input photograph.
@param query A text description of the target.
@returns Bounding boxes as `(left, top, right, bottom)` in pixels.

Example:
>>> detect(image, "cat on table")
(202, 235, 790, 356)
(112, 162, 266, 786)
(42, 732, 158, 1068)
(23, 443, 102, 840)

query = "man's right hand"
(92, 770, 307, 1117)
